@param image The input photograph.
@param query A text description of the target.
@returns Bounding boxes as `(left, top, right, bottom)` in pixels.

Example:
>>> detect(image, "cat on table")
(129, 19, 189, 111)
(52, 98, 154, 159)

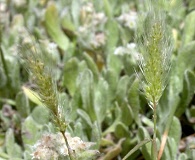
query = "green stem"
(61, 131, 76, 160)
(152, 98, 157, 160)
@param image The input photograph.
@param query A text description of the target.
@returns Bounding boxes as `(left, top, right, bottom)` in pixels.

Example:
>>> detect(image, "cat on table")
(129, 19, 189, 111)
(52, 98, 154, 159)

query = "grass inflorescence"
(136, 1, 172, 106)
(136, 1, 173, 160)
(18, 34, 76, 159)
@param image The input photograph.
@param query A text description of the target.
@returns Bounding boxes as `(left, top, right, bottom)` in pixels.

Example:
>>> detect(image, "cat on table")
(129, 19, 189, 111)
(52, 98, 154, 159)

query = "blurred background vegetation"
(0, 0, 195, 159)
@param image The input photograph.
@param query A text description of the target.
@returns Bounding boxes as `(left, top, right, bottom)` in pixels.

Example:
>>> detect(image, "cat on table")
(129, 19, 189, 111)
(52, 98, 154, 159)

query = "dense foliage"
(0, 0, 195, 159)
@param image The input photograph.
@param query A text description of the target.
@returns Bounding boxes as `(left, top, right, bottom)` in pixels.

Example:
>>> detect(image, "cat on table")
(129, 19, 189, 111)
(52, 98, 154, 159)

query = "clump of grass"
(136, 1, 172, 159)
(18, 34, 76, 160)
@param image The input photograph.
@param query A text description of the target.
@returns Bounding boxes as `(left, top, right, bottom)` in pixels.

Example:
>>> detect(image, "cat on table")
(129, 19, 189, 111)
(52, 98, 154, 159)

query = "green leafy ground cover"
(0, 0, 195, 159)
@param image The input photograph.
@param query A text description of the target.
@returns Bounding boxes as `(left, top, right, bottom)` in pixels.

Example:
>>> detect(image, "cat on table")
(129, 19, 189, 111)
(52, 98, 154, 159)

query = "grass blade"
(122, 139, 151, 160)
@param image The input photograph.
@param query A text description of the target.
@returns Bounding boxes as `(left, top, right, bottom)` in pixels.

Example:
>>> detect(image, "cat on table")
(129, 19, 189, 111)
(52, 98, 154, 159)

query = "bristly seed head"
(136, 0, 173, 105)
(18, 31, 67, 132)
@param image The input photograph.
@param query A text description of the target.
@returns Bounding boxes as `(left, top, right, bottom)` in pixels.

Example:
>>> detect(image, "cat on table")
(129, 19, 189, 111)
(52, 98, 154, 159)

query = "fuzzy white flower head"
(114, 43, 140, 62)
(81, 2, 94, 13)
(78, 26, 87, 34)
(93, 12, 107, 26)
(94, 12, 106, 22)
(126, 43, 141, 61)
(117, 11, 138, 29)
(114, 46, 126, 55)
(0, 1, 6, 11)
(90, 32, 106, 48)
(31, 132, 97, 159)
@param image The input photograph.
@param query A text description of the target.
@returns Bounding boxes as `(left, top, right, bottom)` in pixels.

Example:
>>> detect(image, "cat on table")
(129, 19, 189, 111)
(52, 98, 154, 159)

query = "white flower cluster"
(78, 2, 107, 49)
(79, 2, 107, 26)
(31, 132, 95, 160)
(0, 1, 13, 31)
(90, 32, 106, 48)
(114, 43, 140, 62)
(117, 11, 138, 29)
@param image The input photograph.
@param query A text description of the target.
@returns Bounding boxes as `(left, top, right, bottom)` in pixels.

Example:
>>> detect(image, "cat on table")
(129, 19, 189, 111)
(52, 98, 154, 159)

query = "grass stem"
(61, 131, 76, 160)
(152, 97, 157, 160)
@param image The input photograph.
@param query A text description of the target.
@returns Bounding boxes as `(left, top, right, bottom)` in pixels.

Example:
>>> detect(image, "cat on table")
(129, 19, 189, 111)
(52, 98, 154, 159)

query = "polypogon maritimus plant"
(18, 30, 99, 160)
(136, 1, 173, 160)
(123, 0, 173, 160)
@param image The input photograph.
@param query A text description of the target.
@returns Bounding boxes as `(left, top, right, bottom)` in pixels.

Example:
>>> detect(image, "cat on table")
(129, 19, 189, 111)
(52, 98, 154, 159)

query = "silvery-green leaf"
(76, 69, 96, 121)
(138, 126, 152, 160)
(78, 150, 100, 160)
(61, 14, 76, 32)
(105, 19, 119, 54)
(176, 71, 195, 117)
(182, 11, 195, 46)
(15, 91, 30, 117)
(77, 109, 93, 127)
(5, 56, 20, 91)
(103, 0, 112, 18)
(5, 129, 22, 158)
(63, 58, 79, 96)
(189, 1, 195, 11)
(83, 52, 99, 82)
(115, 122, 129, 138)
(94, 78, 109, 123)
(71, 0, 81, 27)
(22, 116, 41, 147)
(169, 117, 181, 145)
(31, 106, 50, 125)
(0, 67, 6, 88)
(104, 69, 119, 100)
(107, 53, 123, 77)
(128, 77, 140, 125)
(178, 153, 188, 160)
(116, 75, 130, 104)
(44, 3, 69, 50)
(103, 104, 122, 136)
